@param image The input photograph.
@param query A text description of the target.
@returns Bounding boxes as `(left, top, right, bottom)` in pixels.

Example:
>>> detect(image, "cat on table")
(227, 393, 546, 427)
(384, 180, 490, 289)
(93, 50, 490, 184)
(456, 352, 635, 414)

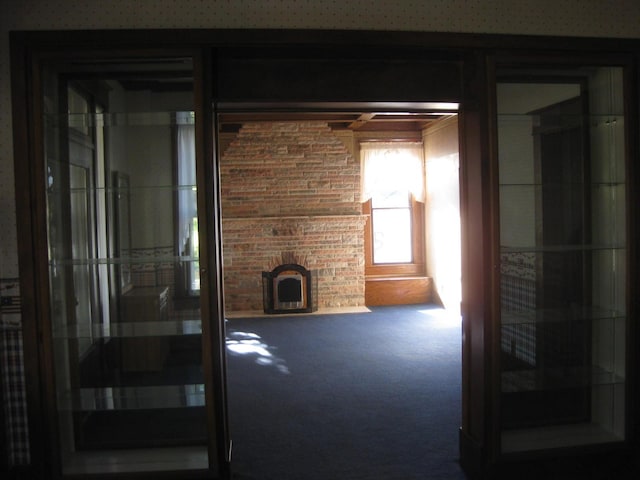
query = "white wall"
(2, 0, 640, 281)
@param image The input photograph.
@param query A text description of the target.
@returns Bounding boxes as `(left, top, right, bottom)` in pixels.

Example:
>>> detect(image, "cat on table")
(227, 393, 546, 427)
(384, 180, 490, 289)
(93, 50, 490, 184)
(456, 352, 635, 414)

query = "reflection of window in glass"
(191, 216, 200, 292)
(176, 111, 199, 295)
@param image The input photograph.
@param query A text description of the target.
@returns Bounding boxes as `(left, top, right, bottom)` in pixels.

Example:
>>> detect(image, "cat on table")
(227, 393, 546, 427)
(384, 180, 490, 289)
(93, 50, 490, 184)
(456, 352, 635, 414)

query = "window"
(176, 111, 199, 296)
(361, 142, 425, 276)
(371, 190, 413, 263)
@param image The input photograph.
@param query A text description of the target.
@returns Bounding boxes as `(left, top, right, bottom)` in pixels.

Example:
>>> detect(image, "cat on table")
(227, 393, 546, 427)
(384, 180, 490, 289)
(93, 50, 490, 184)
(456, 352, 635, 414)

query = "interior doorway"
(216, 105, 464, 478)
(216, 104, 460, 314)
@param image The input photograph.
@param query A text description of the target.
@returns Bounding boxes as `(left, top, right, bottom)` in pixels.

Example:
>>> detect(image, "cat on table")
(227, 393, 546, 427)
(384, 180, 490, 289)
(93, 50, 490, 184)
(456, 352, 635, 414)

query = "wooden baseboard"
(365, 276, 432, 306)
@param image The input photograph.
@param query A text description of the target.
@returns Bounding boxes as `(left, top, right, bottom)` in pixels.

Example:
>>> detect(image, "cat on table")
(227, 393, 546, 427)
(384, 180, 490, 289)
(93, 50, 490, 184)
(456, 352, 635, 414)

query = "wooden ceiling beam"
(347, 113, 376, 130)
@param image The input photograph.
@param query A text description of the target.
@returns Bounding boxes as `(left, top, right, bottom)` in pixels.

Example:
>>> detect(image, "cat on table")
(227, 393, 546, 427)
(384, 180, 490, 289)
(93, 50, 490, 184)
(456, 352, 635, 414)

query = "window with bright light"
(361, 142, 425, 275)
(371, 190, 412, 263)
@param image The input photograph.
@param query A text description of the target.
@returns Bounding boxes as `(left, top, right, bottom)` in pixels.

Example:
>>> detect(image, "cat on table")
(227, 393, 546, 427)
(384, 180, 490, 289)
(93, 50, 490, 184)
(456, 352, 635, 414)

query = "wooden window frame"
(363, 193, 426, 277)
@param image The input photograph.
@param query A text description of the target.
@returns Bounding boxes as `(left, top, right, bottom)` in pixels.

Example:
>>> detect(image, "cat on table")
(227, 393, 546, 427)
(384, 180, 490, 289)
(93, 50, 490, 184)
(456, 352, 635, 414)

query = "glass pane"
(371, 189, 410, 208)
(43, 58, 213, 474)
(372, 208, 412, 263)
(497, 67, 626, 453)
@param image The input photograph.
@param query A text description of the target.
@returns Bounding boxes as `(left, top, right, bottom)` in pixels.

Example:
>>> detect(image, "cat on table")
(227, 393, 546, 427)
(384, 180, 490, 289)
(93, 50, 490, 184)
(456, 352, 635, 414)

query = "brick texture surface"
(220, 122, 366, 311)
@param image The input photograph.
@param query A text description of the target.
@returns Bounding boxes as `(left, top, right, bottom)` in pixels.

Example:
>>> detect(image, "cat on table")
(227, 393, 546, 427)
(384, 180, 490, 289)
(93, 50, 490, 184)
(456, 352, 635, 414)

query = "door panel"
(39, 54, 227, 477)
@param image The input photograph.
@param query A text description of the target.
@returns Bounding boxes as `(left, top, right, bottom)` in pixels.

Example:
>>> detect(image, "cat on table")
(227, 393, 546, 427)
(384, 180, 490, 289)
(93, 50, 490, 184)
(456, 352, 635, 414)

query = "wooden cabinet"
(494, 64, 628, 455)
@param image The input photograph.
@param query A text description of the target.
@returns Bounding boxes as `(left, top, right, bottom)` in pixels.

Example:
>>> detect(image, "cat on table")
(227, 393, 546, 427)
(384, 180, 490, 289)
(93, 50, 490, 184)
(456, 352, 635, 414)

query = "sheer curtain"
(360, 142, 425, 202)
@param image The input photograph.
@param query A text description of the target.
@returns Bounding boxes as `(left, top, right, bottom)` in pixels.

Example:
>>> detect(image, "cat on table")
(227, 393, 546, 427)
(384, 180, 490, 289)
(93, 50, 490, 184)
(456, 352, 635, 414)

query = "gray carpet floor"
(226, 304, 468, 480)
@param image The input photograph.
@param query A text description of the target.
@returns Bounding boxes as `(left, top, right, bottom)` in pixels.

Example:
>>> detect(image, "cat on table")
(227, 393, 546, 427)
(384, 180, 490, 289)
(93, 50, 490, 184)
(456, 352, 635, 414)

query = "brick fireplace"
(220, 121, 367, 313)
(262, 261, 318, 314)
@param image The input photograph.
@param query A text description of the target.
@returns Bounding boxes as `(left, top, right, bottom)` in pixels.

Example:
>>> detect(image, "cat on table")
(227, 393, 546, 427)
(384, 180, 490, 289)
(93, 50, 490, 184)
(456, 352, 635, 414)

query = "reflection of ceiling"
(218, 111, 455, 133)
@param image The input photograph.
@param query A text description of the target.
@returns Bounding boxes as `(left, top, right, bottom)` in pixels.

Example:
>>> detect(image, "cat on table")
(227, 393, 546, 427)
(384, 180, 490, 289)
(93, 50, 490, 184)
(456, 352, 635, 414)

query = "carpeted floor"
(226, 303, 468, 480)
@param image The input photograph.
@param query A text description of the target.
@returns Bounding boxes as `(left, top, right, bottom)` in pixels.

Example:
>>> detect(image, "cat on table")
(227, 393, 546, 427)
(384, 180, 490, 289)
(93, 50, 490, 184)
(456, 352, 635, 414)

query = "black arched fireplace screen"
(262, 263, 318, 314)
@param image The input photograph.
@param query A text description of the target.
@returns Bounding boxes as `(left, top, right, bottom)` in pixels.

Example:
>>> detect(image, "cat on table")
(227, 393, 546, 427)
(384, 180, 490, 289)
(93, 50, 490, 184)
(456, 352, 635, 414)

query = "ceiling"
(218, 110, 457, 133)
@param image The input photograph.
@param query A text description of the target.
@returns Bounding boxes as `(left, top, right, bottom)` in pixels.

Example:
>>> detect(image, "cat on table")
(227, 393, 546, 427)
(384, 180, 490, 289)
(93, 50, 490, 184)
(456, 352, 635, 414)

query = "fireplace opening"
(276, 274, 303, 308)
(262, 263, 318, 314)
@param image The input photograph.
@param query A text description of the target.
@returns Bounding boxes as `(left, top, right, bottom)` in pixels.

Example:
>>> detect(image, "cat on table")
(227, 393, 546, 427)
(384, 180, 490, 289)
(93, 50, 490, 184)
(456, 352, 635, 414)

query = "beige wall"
(423, 116, 460, 312)
(2, 0, 640, 282)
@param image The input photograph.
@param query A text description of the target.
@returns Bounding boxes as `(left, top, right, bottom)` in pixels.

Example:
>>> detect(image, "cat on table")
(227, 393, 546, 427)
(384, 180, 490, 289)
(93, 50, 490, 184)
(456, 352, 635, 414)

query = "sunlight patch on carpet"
(418, 307, 461, 329)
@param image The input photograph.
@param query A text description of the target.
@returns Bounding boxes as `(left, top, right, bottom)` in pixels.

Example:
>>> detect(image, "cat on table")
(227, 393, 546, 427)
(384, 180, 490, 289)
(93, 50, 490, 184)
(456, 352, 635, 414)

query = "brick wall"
(220, 122, 367, 312)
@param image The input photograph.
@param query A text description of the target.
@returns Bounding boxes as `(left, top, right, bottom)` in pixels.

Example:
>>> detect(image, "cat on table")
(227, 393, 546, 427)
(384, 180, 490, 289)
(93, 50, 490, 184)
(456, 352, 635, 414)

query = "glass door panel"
(496, 66, 627, 453)
(43, 56, 216, 475)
